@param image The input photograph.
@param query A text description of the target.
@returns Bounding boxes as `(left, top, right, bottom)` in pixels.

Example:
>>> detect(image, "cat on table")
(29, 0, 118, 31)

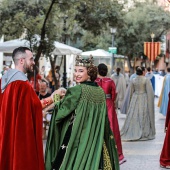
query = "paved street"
(118, 97, 166, 170)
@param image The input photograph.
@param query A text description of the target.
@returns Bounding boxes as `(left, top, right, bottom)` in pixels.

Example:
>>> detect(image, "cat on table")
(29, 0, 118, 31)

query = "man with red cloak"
(0, 47, 44, 170)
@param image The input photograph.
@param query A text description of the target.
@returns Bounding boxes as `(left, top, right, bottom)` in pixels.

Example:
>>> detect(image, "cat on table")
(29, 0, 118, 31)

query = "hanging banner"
(144, 42, 161, 61)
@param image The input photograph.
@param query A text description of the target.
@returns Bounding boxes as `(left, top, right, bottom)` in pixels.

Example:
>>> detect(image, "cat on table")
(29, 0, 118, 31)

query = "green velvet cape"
(45, 82, 119, 170)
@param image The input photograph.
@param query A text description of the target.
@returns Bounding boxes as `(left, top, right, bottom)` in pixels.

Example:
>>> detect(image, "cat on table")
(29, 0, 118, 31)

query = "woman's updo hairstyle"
(97, 63, 108, 76)
(87, 65, 98, 82)
(136, 66, 144, 75)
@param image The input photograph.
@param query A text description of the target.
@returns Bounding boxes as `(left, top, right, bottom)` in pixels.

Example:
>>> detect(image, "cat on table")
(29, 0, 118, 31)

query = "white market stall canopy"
(53, 41, 82, 55)
(81, 49, 125, 58)
(0, 39, 82, 55)
(0, 39, 29, 53)
(81, 49, 126, 75)
(81, 49, 111, 58)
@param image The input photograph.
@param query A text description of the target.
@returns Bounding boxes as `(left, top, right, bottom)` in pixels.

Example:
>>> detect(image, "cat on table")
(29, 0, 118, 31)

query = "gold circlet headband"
(75, 55, 94, 67)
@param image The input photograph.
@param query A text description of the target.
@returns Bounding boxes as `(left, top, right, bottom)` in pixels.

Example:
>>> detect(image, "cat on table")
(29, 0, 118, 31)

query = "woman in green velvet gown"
(45, 56, 119, 170)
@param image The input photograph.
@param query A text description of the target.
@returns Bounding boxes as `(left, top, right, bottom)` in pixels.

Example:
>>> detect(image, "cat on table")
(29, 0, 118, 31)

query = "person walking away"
(153, 68, 160, 75)
(120, 66, 155, 141)
(129, 66, 139, 81)
(111, 67, 126, 109)
(158, 67, 170, 116)
(120, 66, 145, 115)
(145, 67, 155, 91)
(160, 69, 166, 77)
(45, 56, 119, 170)
(96, 63, 126, 165)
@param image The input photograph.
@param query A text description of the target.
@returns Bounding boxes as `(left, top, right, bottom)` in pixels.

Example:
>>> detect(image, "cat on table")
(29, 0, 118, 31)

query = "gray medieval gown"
(120, 76, 155, 141)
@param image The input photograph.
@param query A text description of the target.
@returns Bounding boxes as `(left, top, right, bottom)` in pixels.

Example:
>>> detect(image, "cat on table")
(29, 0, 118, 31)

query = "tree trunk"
(34, 0, 56, 65)
(32, 0, 56, 89)
(49, 55, 60, 90)
(127, 55, 134, 75)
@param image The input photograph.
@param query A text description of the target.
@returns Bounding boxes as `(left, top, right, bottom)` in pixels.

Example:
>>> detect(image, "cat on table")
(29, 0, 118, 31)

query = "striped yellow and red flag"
(144, 42, 161, 61)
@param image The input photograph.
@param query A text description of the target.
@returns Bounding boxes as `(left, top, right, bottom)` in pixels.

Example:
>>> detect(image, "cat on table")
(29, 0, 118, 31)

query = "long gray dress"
(111, 73, 126, 109)
(120, 76, 155, 141)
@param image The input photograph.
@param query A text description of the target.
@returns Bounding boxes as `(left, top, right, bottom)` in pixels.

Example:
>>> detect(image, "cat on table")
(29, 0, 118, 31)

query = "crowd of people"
(0, 46, 170, 169)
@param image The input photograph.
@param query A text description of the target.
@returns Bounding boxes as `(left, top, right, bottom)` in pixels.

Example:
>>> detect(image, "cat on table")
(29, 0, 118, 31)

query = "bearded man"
(0, 47, 45, 170)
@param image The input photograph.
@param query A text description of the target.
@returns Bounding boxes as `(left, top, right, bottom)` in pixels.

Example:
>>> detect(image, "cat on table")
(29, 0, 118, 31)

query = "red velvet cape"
(0, 80, 44, 170)
(95, 77, 124, 161)
(160, 92, 170, 167)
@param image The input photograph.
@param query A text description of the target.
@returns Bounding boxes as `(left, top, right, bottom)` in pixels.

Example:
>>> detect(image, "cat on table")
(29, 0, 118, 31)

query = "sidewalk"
(118, 97, 166, 170)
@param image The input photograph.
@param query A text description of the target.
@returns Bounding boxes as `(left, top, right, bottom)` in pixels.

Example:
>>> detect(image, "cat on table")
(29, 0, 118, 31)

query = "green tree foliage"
(112, 1, 170, 72)
(0, 0, 123, 88)
(0, 0, 47, 40)
(75, 0, 124, 35)
(2, 0, 170, 76)
(0, 0, 63, 88)
(81, 28, 112, 51)
(0, 0, 124, 52)
(116, 1, 170, 58)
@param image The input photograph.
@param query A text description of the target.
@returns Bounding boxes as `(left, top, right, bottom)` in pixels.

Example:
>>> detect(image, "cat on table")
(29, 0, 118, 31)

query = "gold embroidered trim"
(80, 84, 105, 104)
(103, 142, 112, 170)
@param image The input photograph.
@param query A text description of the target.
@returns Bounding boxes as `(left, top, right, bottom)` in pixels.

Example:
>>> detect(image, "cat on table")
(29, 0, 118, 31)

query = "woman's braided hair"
(87, 65, 98, 82)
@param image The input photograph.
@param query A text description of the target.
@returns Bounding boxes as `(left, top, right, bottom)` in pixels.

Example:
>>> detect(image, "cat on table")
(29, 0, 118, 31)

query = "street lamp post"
(150, 32, 155, 68)
(62, 16, 68, 88)
(110, 27, 117, 74)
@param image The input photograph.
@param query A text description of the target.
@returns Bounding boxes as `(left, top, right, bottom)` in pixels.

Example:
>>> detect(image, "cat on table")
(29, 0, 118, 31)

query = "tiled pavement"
(118, 97, 166, 170)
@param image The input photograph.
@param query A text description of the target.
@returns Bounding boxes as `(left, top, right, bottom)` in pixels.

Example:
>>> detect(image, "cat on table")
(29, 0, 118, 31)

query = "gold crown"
(75, 55, 94, 67)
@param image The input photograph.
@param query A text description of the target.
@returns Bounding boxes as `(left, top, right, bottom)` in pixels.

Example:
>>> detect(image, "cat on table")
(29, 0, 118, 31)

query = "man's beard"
(23, 63, 34, 73)
(27, 69, 33, 74)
